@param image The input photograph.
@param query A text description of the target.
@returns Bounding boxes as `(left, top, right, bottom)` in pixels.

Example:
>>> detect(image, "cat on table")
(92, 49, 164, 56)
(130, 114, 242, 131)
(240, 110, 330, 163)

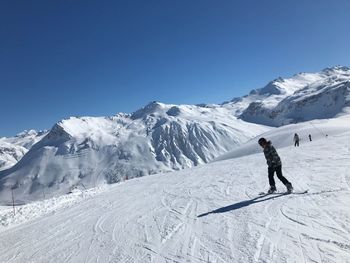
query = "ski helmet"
(258, 137, 267, 146)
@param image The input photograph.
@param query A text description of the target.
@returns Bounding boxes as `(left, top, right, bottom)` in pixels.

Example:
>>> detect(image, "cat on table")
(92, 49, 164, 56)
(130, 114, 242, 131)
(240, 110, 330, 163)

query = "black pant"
(268, 165, 290, 187)
(294, 141, 299, 147)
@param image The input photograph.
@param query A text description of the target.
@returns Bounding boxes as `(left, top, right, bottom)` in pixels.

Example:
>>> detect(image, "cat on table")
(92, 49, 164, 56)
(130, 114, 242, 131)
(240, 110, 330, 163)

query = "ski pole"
(11, 189, 15, 216)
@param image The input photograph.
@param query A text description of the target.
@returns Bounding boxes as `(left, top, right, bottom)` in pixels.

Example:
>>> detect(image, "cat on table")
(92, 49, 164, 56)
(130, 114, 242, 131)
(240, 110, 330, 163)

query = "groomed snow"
(0, 115, 349, 263)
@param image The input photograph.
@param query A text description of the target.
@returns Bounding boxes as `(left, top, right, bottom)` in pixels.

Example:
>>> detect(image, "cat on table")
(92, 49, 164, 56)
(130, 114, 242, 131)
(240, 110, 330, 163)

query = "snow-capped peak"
(131, 101, 167, 120)
(321, 65, 350, 74)
(223, 66, 350, 126)
(250, 77, 285, 96)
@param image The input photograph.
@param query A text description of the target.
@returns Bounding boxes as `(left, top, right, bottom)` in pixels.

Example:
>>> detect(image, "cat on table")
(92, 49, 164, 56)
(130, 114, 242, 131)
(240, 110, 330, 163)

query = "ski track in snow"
(0, 124, 350, 262)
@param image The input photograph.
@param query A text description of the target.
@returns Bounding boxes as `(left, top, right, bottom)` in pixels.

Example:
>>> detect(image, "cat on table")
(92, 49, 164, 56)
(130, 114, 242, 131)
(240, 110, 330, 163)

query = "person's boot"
(267, 186, 276, 194)
(286, 183, 293, 193)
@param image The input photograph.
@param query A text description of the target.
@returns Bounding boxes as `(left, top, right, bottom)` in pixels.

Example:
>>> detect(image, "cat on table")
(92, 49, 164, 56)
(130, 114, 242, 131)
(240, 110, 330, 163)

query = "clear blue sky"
(1, 0, 350, 136)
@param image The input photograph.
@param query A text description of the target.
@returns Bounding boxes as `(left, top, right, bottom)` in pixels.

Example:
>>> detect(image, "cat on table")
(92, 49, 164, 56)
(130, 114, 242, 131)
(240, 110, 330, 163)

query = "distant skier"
(258, 138, 293, 194)
(308, 134, 312, 141)
(293, 133, 300, 147)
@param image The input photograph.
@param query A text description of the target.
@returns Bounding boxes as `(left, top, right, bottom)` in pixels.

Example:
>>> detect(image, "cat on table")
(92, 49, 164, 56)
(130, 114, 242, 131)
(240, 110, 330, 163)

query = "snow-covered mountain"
(0, 103, 268, 202)
(1, 65, 349, 202)
(0, 130, 47, 171)
(0, 143, 27, 172)
(224, 65, 350, 126)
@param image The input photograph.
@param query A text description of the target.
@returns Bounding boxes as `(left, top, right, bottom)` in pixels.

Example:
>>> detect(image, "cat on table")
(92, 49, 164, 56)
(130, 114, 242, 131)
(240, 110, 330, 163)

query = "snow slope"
(0, 102, 268, 202)
(216, 114, 350, 161)
(0, 115, 349, 263)
(0, 130, 47, 171)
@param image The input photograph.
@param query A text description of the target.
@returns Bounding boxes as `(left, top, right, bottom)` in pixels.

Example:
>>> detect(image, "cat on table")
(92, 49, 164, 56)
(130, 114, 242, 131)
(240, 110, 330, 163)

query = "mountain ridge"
(0, 65, 349, 202)
(0, 103, 268, 202)
(223, 65, 350, 125)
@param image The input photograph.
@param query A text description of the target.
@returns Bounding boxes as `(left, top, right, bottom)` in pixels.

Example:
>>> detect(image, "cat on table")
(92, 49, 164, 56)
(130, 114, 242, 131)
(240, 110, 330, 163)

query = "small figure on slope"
(308, 134, 312, 141)
(294, 133, 300, 147)
(258, 138, 293, 194)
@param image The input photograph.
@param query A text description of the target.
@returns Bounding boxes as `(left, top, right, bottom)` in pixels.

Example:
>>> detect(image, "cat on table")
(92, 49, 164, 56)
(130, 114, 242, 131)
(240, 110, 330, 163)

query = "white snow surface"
(0, 115, 349, 263)
(216, 114, 350, 161)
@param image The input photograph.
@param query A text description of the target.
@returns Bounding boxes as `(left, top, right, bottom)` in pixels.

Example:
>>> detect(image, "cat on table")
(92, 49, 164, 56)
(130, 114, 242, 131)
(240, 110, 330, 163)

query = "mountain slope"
(224, 66, 350, 126)
(216, 114, 350, 161)
(0, 115, 349, 263)
(0, 103, 268, 202)
(0, 130, 47, 171)
(0, 143, 27, 171)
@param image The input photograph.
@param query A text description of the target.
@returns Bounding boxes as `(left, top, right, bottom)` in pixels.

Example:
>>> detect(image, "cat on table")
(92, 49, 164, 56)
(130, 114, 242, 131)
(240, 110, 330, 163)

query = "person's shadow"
(197, 193, 286, 218)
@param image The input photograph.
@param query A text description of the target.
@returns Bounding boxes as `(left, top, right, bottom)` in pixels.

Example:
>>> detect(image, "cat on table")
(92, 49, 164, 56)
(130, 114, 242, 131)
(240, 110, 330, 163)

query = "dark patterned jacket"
(263, 141, 282, 168)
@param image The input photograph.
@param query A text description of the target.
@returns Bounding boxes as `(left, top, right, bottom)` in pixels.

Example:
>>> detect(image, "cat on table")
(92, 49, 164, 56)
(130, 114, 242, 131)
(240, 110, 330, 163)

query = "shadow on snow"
(197, 188, 346, 218)
(197, 193, 287, 218)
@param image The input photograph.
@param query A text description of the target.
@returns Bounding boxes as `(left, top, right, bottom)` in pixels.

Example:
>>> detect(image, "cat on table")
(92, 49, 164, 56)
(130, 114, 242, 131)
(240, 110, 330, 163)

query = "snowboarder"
(258, 138, 293, 194)
(308, 134, 312, 141)
(293, 133, 300, 147)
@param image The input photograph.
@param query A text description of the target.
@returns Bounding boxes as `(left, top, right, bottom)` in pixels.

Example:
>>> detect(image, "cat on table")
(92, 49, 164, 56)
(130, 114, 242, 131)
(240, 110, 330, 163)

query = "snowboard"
(259, 189, 308, 196)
